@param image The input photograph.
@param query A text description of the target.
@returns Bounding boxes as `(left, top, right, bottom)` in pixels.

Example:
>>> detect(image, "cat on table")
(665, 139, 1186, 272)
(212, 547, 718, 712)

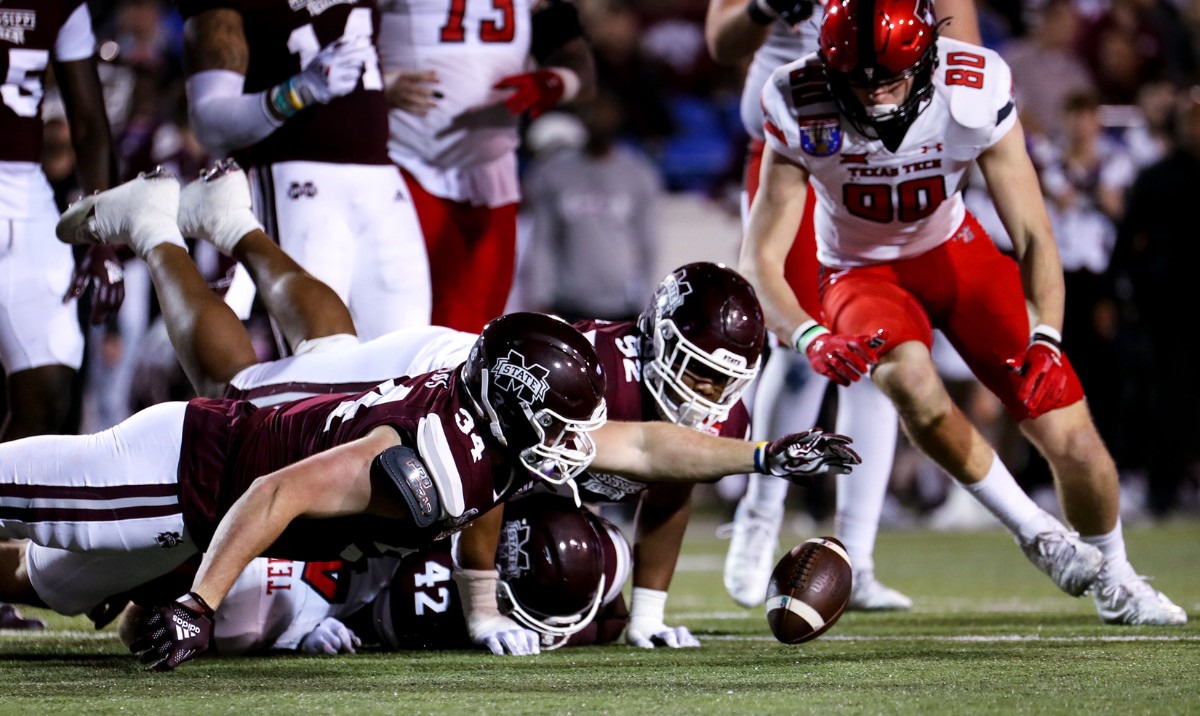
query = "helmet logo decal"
(497, 518, 532, 578)
(657, 274, 694, 316)
(492, 350, 551, 404)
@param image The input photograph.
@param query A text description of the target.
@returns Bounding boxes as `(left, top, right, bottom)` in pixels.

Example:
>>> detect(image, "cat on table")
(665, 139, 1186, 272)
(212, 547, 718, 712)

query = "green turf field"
(3, 519, 1198, 715)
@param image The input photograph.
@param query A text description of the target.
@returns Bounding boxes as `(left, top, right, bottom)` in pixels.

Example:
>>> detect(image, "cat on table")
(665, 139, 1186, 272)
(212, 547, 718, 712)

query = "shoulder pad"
(939, 39, 1014, 131)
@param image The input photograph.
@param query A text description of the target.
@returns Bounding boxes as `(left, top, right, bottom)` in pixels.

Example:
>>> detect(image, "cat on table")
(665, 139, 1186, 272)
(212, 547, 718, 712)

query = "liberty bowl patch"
(799, 120, 842, 157)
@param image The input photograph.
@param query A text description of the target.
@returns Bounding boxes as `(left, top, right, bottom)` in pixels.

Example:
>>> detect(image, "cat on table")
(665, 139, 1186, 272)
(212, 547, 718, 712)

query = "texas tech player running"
(741, 0, 1185, 626)
(179, 0, 430, 337)
(378, 0, 594, 332)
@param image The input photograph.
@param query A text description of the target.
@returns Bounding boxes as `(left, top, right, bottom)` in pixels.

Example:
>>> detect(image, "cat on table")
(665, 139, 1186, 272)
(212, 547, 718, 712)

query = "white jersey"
(761, 37, 1016, 267)
(377, 0, 533, 207)
(739, 10, 824, 141)
(214, 557, 399, 653)
(227, 325, 478, 406)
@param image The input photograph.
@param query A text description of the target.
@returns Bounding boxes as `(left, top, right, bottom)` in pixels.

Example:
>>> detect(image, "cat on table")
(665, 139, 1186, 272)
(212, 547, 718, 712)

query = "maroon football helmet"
(583, 511, 633, 608)
(819, 0, 939, 148)
(495, 494, 607, 648)
(638, 263, 765, 431)
(463, 312, 607, 485)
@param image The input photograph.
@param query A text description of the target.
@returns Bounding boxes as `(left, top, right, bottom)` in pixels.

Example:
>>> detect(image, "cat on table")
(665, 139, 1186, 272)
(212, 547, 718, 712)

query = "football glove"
(128, 592, 214, 672)
(796, 325, 888, 386)
(64, 245, 126, 325)
(269, 35, 373, 118)
(625, 588, 700, 649)
(1005, 328, 1068, 419)
(755, 428, 861, 479)
(494, 68, 580, 119)
(453, 568, 541, 656)
(299, 617, 361, 655)
(748, 0, 815, 27)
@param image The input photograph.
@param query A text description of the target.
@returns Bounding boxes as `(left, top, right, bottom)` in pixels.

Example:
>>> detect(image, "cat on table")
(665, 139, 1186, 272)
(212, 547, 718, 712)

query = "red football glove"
(64, 245, 127, 325)
(129, 592, 214, 672)
(1005, 340, 1067, 419)
(800, 327, 888, 386)
(493, 68, 578, 119)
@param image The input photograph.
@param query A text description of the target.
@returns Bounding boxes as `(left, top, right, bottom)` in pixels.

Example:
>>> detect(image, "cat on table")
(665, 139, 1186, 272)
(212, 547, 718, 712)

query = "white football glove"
(293, 35, 373, 106)
(177, 159, 264, 254)
(625, 587, 701, 649)
(453, 568, 541, 657)
(299, 617, 361, 656)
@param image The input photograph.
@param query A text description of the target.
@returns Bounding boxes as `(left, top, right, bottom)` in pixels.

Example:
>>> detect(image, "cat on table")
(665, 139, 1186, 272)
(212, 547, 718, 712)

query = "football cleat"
(1018, 529, 1104, 597)
(1092, 570, 1188, 626)
(178, 158, 264, 254)
(56, 168, 181, 257)
(0, 603, 47, 630)
(722, 501, 783, 608)
(847, 569, 913, 611)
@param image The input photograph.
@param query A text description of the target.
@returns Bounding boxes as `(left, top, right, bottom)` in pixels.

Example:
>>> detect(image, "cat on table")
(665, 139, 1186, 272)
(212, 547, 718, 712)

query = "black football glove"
(749, 0, 815, 27)
(755, 428, 861, 480)
(128, 592, 214, 672)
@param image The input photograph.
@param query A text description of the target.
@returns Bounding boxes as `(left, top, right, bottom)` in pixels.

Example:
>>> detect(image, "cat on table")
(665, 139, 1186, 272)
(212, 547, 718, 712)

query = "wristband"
(267, 77, 305, 120)
(746, 0, 776, 25)
(629, 587, 668, 623)
(753, 441, 769, 474)
(790, 320, 830, 353)
(547, 67, 582, 104)
(1031, 324, 1062, 354)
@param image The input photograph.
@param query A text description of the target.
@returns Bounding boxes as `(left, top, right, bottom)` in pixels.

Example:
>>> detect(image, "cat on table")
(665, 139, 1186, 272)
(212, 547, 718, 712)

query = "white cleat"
(1092, 570, 1188, 626)
(178, 158, 263, 254)
(56, 168, 181, 257)
(1018, 529, 1104, 597)
(722, 502, 783, 608)
(848, 569, 913, 611)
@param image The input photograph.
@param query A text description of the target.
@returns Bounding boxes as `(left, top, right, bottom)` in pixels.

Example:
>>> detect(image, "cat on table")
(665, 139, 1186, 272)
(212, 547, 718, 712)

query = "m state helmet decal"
(656, 273, 694, 316)
(498, 517, 533, 577)
(492, 350, 551, 404)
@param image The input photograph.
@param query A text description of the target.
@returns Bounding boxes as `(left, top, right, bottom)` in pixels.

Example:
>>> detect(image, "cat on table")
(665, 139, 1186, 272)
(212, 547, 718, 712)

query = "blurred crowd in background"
(30, 0, 1200, 524)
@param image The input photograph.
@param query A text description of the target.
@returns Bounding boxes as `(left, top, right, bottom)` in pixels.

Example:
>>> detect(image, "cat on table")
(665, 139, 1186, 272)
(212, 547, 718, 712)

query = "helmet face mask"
(819, 0, 940, 150)
(464, 313, 607, 485)
(639, 263, 765, 431)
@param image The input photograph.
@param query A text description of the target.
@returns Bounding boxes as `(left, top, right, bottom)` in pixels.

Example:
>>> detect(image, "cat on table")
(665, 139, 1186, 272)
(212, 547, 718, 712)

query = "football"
(764, 536, 853, 644)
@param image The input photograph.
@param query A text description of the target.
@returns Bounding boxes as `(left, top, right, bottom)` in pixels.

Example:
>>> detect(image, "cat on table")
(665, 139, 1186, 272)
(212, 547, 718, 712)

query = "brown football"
(765, 536, 853, 644)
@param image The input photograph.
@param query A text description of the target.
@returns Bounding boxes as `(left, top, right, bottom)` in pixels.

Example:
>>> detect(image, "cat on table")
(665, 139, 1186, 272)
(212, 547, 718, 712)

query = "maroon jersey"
(178, 369, 525, 559)
(177, 0, 389, 166)
(0, 0, 91, 163)
(570, 320, 751, 504)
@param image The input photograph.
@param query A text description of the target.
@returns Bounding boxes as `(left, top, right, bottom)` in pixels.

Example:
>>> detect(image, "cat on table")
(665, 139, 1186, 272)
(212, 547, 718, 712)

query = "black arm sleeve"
(530, 0, 585, 64)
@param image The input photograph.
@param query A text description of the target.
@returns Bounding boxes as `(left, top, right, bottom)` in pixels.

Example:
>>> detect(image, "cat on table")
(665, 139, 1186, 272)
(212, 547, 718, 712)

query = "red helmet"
(638, 263, 765, 431)
(463, 313, 607, 485)
(819, 0, 939, 147)
(495, 494, 607, 648)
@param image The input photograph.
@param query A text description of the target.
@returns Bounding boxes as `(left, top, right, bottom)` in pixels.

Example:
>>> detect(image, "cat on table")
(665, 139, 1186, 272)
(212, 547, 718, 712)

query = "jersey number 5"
(2, 49, 50, 118)
(440, 0, 516, 43)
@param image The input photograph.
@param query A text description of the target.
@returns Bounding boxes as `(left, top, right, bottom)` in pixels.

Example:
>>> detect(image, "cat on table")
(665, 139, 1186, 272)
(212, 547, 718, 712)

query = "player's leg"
(1022, 406, 1187, 625)
(181, 160, 357, 353)
(834, 378, 911, 611)
(59, 170, 258, 397)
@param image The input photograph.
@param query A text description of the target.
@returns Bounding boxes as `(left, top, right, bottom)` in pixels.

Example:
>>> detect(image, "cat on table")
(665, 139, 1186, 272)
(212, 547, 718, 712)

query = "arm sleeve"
(54, 2, 96, 63)
(186, 69, 283, 157)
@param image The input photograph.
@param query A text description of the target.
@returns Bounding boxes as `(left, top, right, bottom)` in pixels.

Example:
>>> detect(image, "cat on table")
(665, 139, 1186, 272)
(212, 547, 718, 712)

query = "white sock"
(834, 379, 899, 572)
(742, 473, 788, 516)
(1080, 521, 1137, 581)
(961, 453, 1051, 542)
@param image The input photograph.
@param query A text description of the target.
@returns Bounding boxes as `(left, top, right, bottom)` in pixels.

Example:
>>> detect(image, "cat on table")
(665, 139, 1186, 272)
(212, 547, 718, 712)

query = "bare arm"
(934, 0, 982, 45)
(54, 57, 116, 193)
(705, 0, 772, 65)
(737, 145, 816, 341)
(976, 120, 1065, 332)
(591, 421, 758, 480)
(183, 8, 249, 75)
(189, 427, 406, 609)
(453, 503, 504, 571)
(631, 483, 693, 592)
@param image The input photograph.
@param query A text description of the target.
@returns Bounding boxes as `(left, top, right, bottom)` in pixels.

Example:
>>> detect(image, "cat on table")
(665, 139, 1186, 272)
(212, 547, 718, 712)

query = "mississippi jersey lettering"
(177, 0, 389, 166)
(571, 319, 750, 505)
(761, 37, 1015, 268)
(0, 0, 93, 217)
(178, 370, 522, 556)
(378, 0, 533, 205)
